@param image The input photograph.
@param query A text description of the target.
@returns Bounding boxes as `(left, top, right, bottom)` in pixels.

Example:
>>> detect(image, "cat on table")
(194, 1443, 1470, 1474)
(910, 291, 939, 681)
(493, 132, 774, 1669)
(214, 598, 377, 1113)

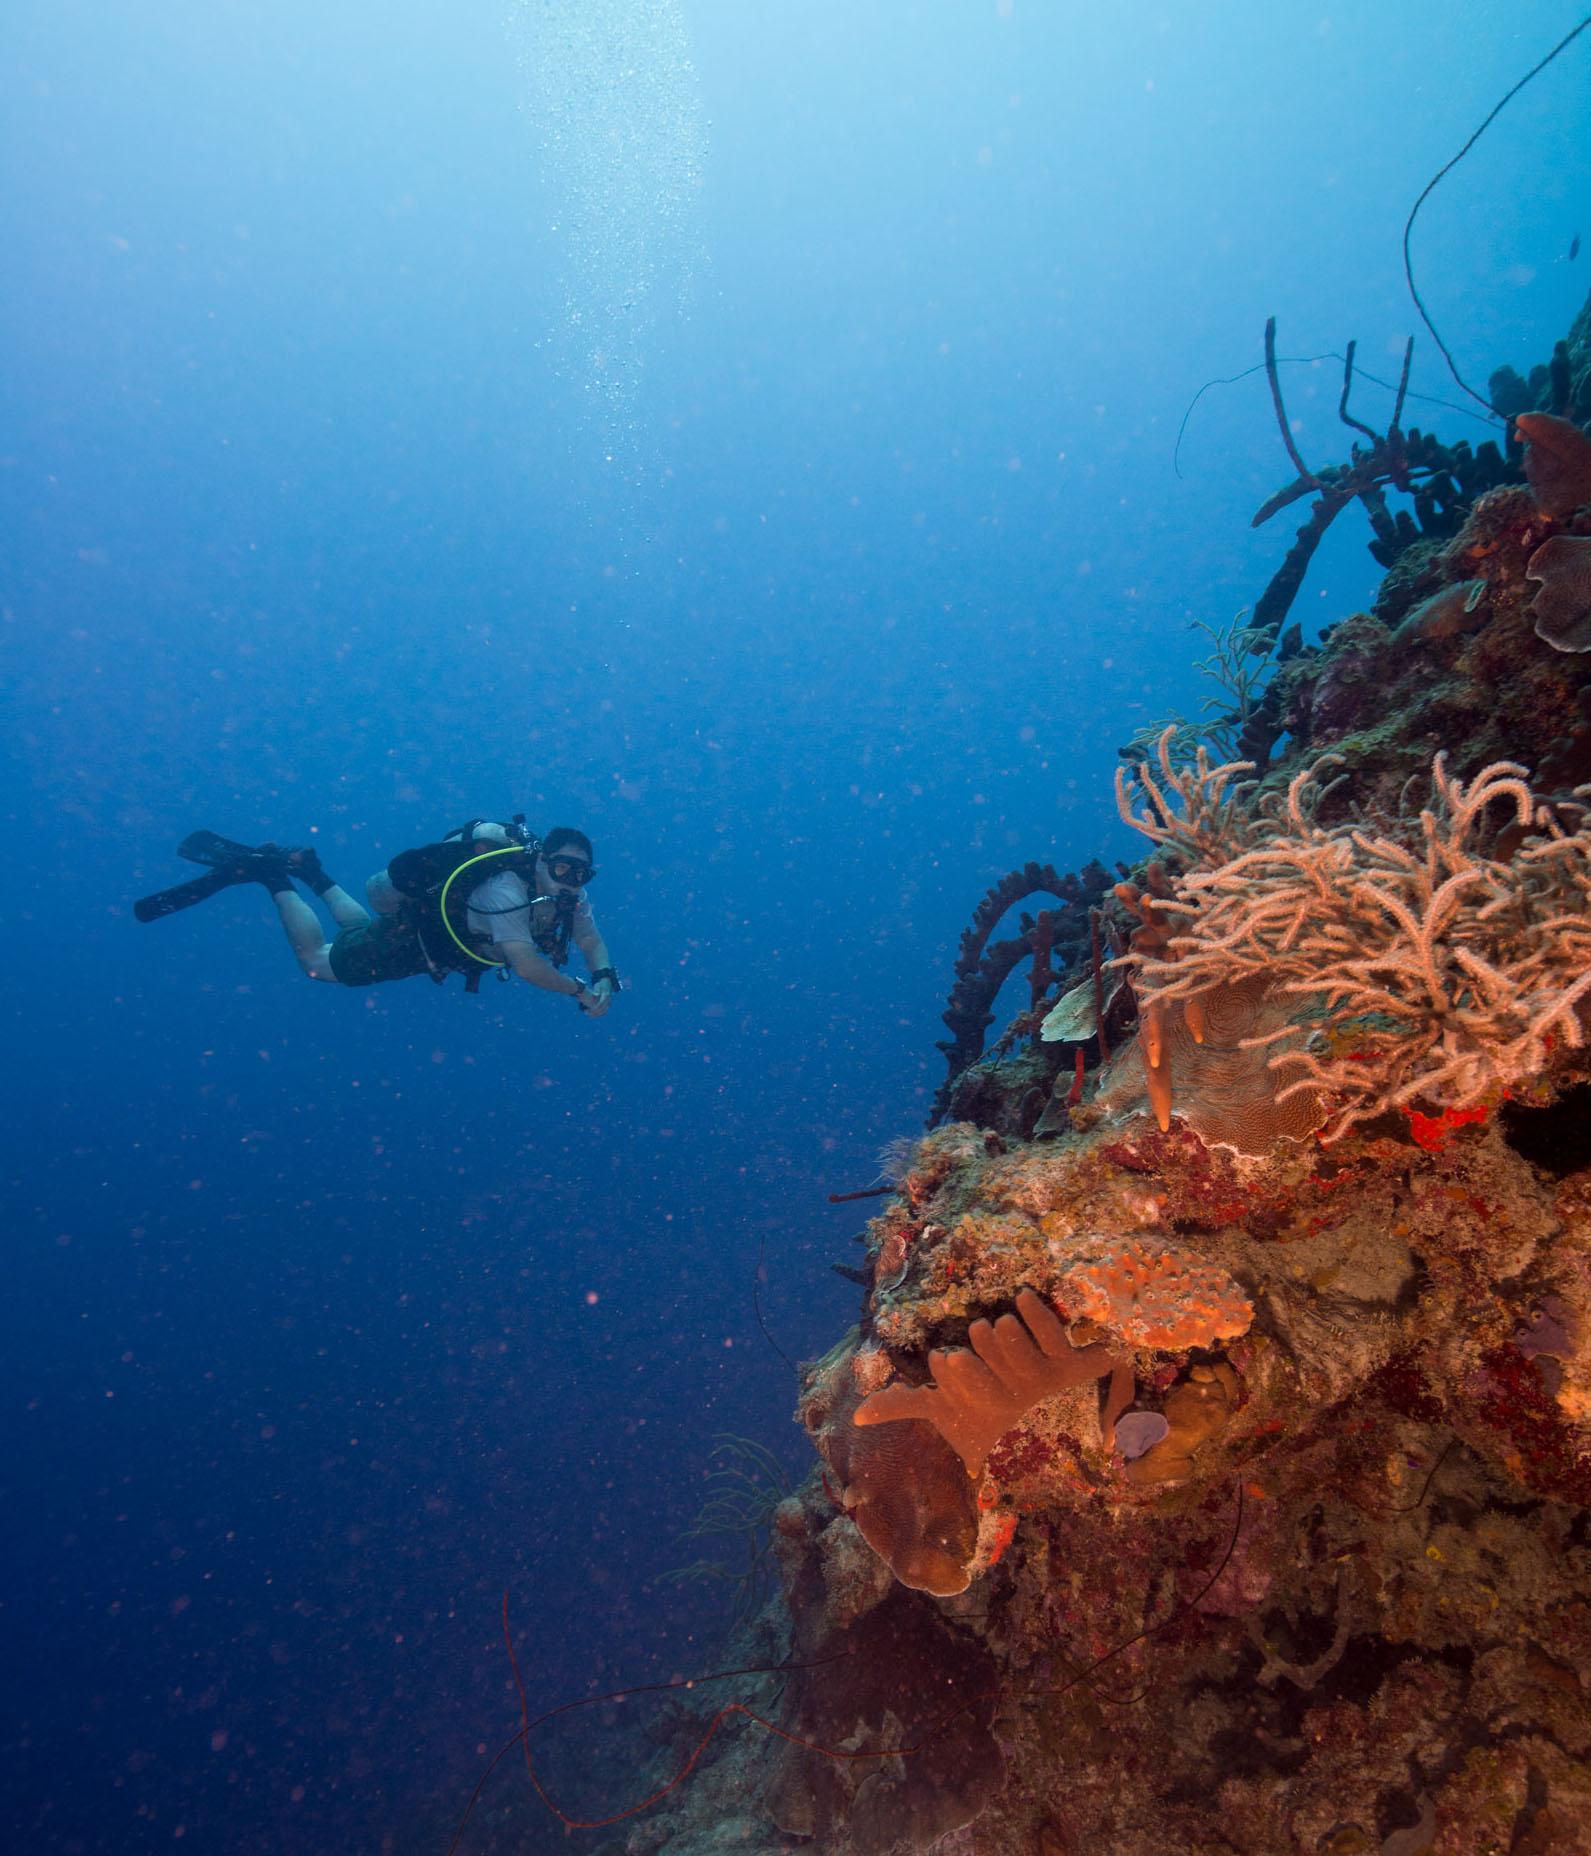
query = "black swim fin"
(134, 832, 293, 923)
(177, 829, 258, 869)
(134, 867, 249, 923)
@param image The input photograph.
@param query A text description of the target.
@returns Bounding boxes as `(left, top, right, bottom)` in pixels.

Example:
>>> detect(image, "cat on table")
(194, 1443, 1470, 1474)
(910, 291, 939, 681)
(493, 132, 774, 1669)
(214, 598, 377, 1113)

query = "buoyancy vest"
(386, 821, 577, 991)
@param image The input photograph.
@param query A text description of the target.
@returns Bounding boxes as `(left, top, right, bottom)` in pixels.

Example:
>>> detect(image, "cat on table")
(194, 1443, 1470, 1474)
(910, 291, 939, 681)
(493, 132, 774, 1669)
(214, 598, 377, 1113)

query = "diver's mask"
(544, 853, 594, 888)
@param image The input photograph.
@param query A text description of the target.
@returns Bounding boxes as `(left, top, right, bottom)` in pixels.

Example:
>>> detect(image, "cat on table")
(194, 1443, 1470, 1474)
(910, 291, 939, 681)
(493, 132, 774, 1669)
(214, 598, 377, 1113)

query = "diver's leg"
(269, 883, 338, 983)
(321, 884, 370, 932)
(285, 847, 370, 933)
(365, 868, 403, 915)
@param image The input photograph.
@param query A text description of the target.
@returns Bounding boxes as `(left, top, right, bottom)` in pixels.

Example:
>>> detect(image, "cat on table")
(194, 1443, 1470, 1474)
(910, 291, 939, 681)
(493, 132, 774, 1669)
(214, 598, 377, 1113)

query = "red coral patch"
(1406, 1104, 1489, 1153)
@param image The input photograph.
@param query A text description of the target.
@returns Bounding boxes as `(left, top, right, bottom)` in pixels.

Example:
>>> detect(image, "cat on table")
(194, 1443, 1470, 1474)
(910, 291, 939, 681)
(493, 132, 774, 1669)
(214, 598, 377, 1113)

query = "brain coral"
(1056, 1237, 1253, 1350)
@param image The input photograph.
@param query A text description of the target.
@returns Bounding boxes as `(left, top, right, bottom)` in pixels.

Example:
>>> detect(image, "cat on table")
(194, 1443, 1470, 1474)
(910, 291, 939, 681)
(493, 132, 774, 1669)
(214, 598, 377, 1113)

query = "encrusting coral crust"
(1056, 1236, 1253, 1350)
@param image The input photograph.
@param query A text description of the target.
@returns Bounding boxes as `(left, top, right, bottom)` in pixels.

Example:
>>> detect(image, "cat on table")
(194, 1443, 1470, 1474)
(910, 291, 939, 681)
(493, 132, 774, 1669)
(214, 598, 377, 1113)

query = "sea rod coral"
(1116, 728, 1591, 1137)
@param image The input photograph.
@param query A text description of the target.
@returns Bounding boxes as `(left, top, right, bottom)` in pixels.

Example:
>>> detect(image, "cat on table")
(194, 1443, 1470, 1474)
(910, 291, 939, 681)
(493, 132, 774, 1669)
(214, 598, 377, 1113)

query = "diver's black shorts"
(328, 915, 431, 987)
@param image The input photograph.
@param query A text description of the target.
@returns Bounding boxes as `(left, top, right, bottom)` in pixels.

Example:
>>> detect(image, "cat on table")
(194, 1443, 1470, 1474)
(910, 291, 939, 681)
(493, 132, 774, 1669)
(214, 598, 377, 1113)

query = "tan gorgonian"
(1116, 729, 1591, 1140)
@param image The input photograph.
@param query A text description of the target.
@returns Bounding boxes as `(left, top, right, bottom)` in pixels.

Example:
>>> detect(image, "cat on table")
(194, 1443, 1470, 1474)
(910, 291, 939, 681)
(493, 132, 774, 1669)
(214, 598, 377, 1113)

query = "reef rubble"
(621, 303, 1591, 1856)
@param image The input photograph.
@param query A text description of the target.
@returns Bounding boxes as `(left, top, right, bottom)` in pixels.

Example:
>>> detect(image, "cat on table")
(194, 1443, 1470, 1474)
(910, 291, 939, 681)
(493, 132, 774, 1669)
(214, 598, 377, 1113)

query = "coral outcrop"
(622, 301, 1591, 1856)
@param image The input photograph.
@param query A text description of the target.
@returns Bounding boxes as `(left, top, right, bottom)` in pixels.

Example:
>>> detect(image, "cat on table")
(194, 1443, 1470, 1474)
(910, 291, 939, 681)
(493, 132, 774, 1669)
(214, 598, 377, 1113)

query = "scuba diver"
(135, 819, 619, 1014)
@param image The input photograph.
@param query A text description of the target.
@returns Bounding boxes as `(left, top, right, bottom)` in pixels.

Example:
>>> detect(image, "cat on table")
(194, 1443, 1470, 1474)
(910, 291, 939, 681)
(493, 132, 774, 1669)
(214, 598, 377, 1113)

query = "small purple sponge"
(1115, 1410, 1171, 1461)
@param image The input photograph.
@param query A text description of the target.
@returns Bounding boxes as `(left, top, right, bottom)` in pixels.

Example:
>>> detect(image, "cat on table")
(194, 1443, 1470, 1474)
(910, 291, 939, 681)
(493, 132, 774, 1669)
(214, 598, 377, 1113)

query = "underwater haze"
(3, 1, 1588, 1849)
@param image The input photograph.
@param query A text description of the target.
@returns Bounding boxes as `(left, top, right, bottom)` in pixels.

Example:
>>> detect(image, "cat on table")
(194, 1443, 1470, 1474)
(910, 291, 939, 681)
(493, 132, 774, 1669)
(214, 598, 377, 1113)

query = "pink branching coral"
(1056, 1238, 1253, 1350)
(1116, 729, 1591, 1139)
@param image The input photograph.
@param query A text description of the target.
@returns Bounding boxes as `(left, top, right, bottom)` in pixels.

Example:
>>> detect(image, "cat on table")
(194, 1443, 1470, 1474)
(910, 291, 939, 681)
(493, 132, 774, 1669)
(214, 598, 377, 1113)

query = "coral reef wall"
(626, 303, 1591, 1856)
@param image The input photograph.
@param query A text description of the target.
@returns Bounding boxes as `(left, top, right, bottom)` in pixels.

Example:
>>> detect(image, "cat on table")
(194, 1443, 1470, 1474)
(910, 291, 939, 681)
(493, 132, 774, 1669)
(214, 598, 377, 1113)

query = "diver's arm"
(570, 916, 616, 1016)
(501, 939, 587, 998)
(572, 915, 611, 975)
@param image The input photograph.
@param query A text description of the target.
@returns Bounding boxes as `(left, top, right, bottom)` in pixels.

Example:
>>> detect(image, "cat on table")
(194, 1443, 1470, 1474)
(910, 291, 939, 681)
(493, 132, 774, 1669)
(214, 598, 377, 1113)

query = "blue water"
(3, 2, 1586, 1849)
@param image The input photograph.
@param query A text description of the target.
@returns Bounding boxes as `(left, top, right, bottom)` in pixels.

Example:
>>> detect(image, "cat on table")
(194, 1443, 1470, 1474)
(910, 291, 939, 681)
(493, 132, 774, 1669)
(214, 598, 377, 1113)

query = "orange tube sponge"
(1057, 1238, 1253, 1351)
(853, 1289, 1117, 1480)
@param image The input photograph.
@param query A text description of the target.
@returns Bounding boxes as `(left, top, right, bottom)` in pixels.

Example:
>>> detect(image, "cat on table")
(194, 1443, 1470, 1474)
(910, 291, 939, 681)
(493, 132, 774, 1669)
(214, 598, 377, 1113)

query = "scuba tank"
(386, 818, 576, 988)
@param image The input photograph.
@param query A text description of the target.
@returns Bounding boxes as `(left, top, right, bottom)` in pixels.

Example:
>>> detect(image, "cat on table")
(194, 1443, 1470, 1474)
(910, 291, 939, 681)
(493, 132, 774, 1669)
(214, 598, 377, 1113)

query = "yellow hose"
(437, 846, 528, 967)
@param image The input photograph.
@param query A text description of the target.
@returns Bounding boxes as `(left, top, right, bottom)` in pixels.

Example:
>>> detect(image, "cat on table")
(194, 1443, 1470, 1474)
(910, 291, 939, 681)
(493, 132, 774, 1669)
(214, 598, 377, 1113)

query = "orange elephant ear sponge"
(841, 1417, 981, 1598)
(1056, 1238, 1253, 1351)
(1515, 411, 1591, 519)
(813, 1354, 980, 1597)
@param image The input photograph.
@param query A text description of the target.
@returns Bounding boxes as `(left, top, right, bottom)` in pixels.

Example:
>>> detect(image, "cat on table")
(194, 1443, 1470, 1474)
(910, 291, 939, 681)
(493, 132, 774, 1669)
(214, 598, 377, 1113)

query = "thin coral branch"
(1337, 340, 1380, 445)
(1263, 316, 1319, 486)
